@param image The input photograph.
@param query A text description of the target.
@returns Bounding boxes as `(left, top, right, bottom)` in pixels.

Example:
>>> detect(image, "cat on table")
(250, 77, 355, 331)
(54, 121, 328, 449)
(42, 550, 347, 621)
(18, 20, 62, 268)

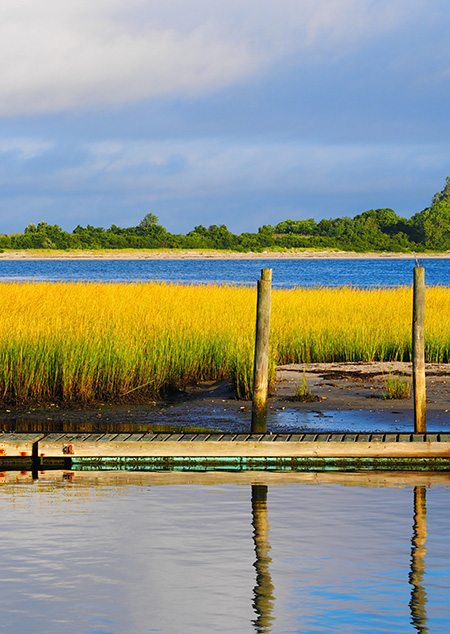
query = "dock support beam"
(413, 266, 426, 433)
(252, 268, 272, 433)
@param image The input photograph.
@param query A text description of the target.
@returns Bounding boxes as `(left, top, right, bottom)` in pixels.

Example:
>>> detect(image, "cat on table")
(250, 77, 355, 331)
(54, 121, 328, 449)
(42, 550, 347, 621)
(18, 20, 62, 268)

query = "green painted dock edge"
(70, 456, 450, 472)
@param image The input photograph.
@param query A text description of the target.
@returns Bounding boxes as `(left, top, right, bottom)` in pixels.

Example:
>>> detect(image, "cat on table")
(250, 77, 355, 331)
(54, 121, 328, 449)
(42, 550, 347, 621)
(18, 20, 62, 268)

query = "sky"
(0, 0, 449, 235)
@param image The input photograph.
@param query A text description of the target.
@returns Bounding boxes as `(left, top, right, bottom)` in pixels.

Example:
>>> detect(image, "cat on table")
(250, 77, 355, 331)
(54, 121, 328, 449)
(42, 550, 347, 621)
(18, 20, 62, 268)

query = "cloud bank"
(0, 0, 414, 115)
(0, 134, 445, 233)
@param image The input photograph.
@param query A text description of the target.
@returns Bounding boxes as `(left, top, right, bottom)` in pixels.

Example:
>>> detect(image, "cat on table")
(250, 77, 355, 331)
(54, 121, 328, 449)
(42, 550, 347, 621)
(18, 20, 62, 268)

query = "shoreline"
(2, 362, 450, 434)
(0, 249, 449, 260)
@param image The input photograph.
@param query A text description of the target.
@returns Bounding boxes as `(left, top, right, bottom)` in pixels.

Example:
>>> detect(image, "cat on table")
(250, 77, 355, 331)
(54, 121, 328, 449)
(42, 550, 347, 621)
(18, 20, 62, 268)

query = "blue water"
(1, 473, 449, 634)
(0, 258, 449, 287)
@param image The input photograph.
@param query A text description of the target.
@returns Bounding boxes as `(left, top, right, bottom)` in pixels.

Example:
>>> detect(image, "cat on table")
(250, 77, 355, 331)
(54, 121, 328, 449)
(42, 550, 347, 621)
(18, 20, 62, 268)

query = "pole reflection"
(251, 485, 275, 633)
(409, 486, 429, 634)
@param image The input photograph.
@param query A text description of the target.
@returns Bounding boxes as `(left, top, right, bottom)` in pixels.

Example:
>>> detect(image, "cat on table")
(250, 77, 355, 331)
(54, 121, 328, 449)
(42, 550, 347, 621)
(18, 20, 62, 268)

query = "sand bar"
(0, 249, 449, 260)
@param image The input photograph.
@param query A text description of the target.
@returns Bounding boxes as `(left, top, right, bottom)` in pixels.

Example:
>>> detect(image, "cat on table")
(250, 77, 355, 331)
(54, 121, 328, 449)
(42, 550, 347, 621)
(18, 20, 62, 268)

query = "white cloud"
(0, 137, 53, 159)
(0, 0, 415, 115)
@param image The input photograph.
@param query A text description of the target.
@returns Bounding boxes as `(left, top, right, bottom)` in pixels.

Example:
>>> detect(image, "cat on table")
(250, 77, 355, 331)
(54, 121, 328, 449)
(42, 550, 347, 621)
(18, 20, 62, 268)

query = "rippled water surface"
(1, 473, 449, 634)
(1, 258, 450, 287)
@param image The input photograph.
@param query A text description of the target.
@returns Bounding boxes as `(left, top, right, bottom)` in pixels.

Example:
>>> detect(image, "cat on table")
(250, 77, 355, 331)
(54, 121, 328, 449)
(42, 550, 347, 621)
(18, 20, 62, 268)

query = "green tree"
(432, 176, 450, 205)
(139, 213, 159, 228)
(410, 176, 450, 249)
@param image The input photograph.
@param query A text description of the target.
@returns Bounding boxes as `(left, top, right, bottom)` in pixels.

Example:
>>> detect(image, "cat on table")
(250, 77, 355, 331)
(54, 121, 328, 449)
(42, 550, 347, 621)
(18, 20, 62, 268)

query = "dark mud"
(1, 363, 450, 434)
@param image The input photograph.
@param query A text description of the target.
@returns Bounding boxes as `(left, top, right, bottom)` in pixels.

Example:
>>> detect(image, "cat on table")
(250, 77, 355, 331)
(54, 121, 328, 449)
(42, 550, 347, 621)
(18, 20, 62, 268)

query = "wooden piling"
(413, 266, 426, 433)
(252, 269, 272, 433)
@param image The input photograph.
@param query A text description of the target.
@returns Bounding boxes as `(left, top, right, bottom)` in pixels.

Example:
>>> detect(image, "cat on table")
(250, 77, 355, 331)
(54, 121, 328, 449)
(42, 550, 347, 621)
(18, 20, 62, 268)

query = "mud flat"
(1, 362, 450, 435)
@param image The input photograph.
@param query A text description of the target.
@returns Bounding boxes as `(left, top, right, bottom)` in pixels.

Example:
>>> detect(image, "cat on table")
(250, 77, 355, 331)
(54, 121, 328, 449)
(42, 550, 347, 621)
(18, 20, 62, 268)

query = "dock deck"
(1, 431, 450, 471)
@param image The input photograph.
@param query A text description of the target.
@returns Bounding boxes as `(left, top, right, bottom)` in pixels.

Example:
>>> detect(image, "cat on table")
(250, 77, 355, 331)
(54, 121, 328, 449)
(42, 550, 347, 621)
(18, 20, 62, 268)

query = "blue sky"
(1, 0, 449, 234)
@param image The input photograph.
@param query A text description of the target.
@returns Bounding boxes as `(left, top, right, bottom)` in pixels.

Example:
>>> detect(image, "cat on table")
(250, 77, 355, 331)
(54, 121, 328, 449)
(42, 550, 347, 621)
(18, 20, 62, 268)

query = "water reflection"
(0, 418, 214, 434)
(251, 485, 275, 632)
(1, 471, 449, 634)
(251, 482, 432, 634)
(410, 486, 429, 633)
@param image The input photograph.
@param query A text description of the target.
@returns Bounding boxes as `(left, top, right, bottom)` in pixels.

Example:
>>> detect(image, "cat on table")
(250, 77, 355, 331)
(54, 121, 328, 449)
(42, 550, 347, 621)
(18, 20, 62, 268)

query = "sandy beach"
(0, 249, 449, 260)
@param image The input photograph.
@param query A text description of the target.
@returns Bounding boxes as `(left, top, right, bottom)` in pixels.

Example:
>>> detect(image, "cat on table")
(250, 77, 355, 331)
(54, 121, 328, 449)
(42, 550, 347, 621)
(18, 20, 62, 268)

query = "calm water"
(1, 472, 449, 634)
(1, 258, 450, 287)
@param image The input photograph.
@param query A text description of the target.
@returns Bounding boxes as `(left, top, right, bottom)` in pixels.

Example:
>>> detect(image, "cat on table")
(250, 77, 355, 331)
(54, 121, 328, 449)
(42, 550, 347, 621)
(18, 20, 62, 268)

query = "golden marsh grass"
(1, 281, 450, 405)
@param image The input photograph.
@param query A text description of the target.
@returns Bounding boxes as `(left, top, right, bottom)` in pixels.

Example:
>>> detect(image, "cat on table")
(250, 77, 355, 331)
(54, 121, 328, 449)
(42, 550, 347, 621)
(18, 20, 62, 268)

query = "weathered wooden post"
(252, 268, 272, 433)
(413, 266, 426, 433)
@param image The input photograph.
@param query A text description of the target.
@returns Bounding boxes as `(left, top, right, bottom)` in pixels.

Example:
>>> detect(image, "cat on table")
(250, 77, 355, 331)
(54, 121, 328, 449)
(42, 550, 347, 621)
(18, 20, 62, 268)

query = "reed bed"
(1, 281, 450, 405)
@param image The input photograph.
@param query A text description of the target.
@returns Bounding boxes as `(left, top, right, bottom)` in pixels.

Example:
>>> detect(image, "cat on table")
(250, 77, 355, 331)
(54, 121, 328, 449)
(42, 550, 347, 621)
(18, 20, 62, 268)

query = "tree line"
(2, 177, 450, 253)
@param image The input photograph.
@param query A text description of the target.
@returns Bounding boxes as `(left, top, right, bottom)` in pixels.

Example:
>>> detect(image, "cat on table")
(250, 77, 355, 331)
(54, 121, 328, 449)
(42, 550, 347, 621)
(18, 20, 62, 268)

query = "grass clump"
(291, 370, 321, 402)
(381, 373, 412, 400)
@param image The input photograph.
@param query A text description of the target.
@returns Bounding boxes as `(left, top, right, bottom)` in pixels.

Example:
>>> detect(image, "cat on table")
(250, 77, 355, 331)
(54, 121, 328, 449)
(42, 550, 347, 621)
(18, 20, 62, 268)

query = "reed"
(0, 282, 449, 405)
(291, 369, 320, 402)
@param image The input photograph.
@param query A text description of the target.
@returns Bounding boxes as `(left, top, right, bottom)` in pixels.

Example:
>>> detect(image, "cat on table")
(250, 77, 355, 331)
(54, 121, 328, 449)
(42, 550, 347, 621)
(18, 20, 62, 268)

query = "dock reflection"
(409, 486, 429, 633)
(251, 485, 275, 633)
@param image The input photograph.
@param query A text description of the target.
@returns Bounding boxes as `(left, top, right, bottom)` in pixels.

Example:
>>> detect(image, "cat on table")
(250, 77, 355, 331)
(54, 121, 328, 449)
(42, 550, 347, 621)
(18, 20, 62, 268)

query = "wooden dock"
(1, 430, 450, 471)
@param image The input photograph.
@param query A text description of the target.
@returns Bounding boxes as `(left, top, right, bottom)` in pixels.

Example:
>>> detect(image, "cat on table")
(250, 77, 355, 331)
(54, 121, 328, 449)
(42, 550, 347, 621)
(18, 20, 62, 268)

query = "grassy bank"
(1, 282, 450, 405)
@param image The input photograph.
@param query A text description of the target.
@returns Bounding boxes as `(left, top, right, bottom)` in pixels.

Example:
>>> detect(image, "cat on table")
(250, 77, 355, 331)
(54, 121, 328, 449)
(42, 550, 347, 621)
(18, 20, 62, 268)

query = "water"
(1, 257, 450, 287)
(269, 408, 450, 433)
(1, 472, 449, 634)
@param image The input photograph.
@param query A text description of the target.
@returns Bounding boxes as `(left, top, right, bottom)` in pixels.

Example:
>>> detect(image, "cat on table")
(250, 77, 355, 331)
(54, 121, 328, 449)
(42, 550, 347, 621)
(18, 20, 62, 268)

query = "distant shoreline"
(1, 249, 449, 260)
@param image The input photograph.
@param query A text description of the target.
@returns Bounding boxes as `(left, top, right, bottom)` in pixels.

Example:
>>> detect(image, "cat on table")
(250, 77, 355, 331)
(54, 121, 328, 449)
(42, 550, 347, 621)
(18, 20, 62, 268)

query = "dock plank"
(112, 434, 132, 442)
(1, 433, 42, 441)
(275, 434, 291, 442)
(194, 434, 211, 442)
(125, 433, 145, 442)
(0, 433, 44, 458)
(140, 434, 158, 442)
(41, 433, 66, 442)
(248, 434, 264, 442)
(220, 434, 237, 441)
(206, 434, 224, 442)
(329, 434, 344, 443)
(262, 434, 277, 442)
(169, 433, 184, 441)
(97, 434, 118, 442)
(179, 434, 198, 441)
(84, 434, 105, 442)
(151, 433, 172, 442)
(62, 433, 93, 441)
